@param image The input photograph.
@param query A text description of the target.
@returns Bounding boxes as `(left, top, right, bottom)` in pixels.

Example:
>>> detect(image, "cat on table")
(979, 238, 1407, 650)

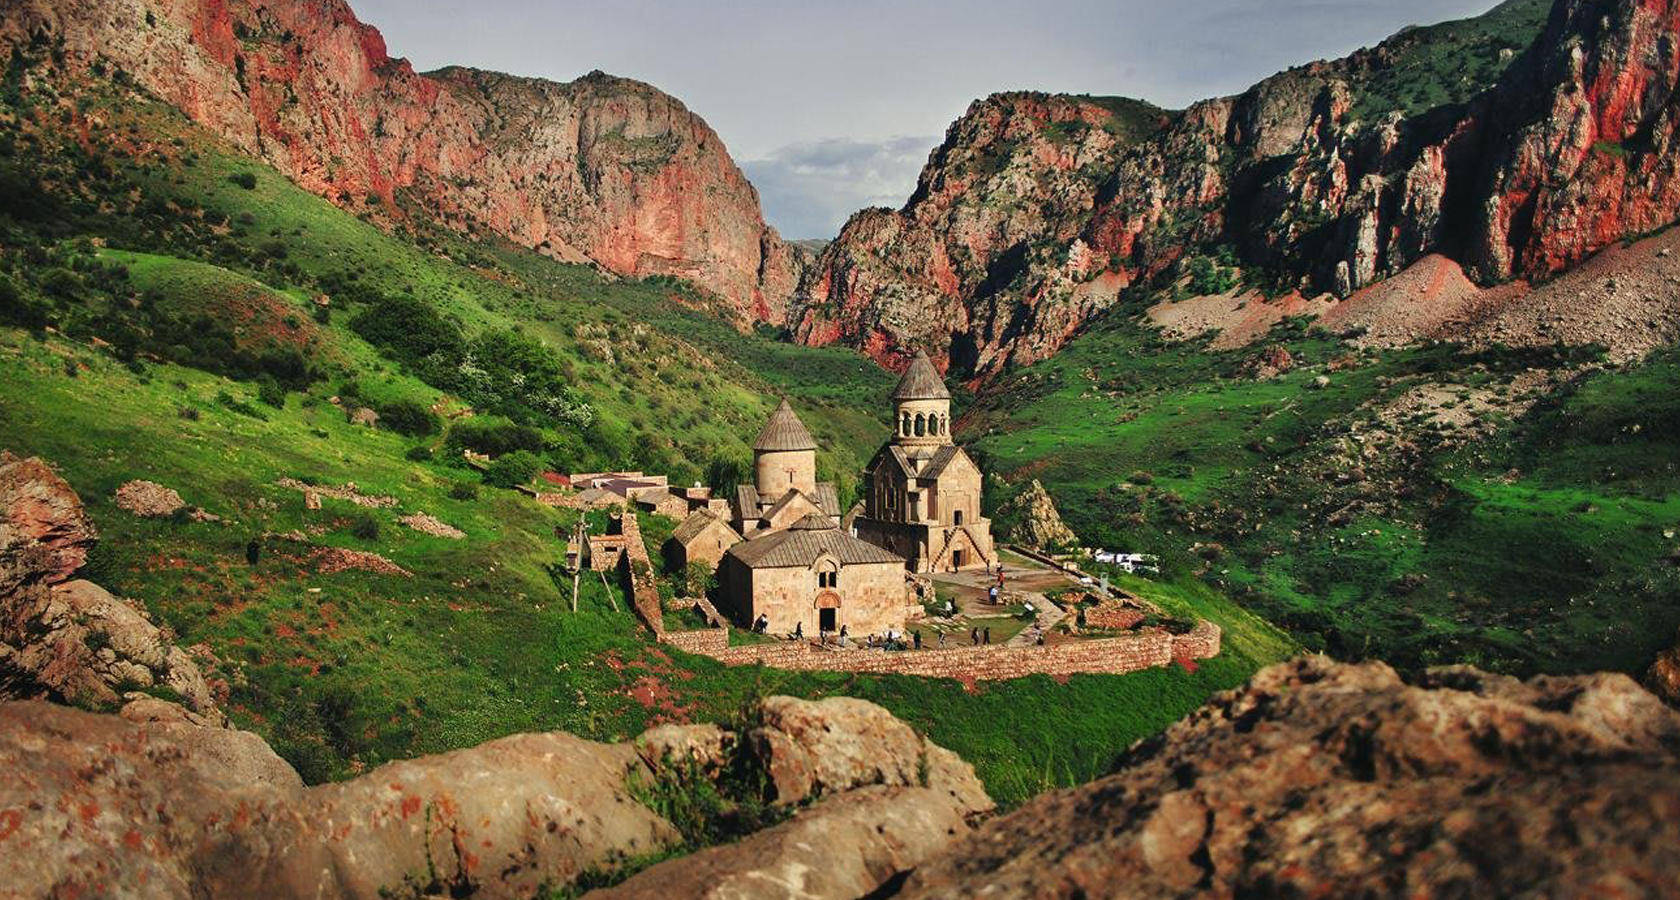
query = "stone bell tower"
(891, 351, 952, 447)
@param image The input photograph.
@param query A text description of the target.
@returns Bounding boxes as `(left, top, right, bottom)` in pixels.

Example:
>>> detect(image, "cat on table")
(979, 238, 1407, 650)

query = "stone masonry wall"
(616, 513, 665, 635)
(688, 621, 1221, 682)
(660, 628, 729, 654)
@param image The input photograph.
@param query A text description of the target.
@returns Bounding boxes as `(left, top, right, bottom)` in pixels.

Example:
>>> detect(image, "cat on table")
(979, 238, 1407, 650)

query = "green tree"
(484, 450, 542, 489)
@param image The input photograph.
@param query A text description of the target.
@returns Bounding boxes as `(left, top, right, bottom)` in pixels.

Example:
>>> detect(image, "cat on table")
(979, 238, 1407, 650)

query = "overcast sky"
(352, 0, 1504, 238)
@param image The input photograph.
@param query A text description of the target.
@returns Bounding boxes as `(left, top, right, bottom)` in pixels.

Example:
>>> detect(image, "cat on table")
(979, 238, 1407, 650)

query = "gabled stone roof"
(752, 400, 818, 452)
(863, 445, 963, 481)
(672, 509, 740, 545)
(727, 519, 905, 568)
(891, 351, 952, 401)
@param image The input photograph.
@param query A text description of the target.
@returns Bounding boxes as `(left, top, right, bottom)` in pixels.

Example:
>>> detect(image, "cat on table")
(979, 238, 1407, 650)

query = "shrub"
(483, 450, 542, 489)
(404, 445, 433, 462)
(375, 398, 439, 437)
(349, 294, 465, 368)
(229, 171, 257, 190)
(350, 514, 380, 541)
(447, 416, 544, 456)
(448, 481, 478, 501)
(256, 376, 286, 409)
(0, 277, 46, 328)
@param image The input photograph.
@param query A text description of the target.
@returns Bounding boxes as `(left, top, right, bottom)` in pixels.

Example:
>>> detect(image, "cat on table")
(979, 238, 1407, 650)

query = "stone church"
(665, 399, 912, 637)
(853, 352, 995, 573)
(730, 400, 842, 537)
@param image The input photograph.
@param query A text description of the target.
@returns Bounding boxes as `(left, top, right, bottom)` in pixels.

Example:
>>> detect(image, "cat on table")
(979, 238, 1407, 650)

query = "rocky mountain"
(0, 0, 802, 320)
(792, 0, 1680, 378)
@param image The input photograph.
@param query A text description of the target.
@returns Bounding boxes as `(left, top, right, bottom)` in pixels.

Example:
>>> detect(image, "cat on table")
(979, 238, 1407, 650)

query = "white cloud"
(741, 135, 937, 240)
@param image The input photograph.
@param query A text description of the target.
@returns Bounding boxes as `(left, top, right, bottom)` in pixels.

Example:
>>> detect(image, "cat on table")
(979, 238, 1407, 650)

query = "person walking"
(970, 627, 979, 645)
(793, 621, 803, 642)
(913, 630, 922, 650)
(938, 630, 947, 648)
(839, 624, 849, 647)
(983, 626, 991, 645)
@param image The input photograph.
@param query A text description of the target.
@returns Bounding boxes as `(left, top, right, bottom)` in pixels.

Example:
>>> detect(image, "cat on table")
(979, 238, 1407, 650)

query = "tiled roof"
(752, 400, 818, 451)
(727, 520, 904, 568)
(891, 351, 951, 401)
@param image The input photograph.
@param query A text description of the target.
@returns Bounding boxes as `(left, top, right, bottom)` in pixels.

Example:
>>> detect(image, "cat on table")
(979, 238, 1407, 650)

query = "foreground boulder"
(890, 657, 1680, 899)
(750, 696, 994, 817)
(0, 454, 223, 720)
(0, 701, 679, 900)
(1649, 628, 1680, 706)
(0, 693, 986, 899)
(587, 786, 972, 900)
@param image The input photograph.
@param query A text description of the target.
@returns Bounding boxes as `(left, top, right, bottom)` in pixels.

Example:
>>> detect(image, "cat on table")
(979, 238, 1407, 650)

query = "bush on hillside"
(228, 171, 257, 190)
(256, 375, 286, 409)
(350, 514, 380, 541)
(448, 481, 479, 501)
(446, 416, 544, 457)
(0, 277, 47, 328)
(349, 293, 465, 369)
(375, 398, 439, 437)
(404, 445, 434, 462)
(483, 450, 542, 489)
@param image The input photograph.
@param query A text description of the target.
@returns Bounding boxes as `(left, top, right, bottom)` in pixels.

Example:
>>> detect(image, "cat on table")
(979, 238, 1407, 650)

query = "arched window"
(914, 413, 926, 437)
(817, 561, 839, 589)
(900, 412, 911, 436)
(938, 415, 947, 436)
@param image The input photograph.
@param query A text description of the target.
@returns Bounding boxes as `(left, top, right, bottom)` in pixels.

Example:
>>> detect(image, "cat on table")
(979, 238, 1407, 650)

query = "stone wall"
(616, 513, 665, 636)
(660, 628, 729, 654)
(688, 621, 1221, 683)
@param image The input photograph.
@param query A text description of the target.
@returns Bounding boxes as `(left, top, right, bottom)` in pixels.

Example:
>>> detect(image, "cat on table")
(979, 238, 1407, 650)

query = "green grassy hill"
(0, 55, 1291, 807)
(968, 311, 1680, 678)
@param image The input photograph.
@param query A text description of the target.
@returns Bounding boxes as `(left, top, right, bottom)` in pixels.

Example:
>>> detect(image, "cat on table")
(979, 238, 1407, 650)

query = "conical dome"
(891, 351, 952, 401)
(753, 400, 818, 452)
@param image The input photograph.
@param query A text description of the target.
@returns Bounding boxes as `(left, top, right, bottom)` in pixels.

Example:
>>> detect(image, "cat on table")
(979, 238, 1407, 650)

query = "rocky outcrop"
(889, 656, 1680, 898)
(998, 479, 1078, 551)
(1, 454, 223, 720)
(585, 786, 973, 900)
(0, 691, 986, 899)
(793, 0, 1680, 378)
(0, 700, 677, 900)
(0, 452, 96, 589)
(1650, 628, 1680, 705)
(749, 696, 994, 818)
(0, 0, 801, 319)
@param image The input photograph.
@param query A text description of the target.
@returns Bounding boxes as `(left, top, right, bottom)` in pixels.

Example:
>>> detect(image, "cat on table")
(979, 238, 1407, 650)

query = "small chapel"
(853, 351, 995, 573)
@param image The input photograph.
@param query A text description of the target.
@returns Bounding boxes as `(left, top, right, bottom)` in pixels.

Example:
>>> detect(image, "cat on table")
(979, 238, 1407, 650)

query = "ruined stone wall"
(616, 513, 665, 635)
(659, 628, 728, 654)
(689, 622, 1221, 682)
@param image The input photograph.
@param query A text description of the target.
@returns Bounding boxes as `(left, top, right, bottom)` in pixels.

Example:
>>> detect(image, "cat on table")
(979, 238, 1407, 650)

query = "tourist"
(938, 630, 946, 647)
(983, 626, 991, 644)
(793, 621, 803, 641)
(970, 627, 979, 645)
(1036, 629, 1046, 646)
(754, 613, 768, 634)
(839, 624, 849, 647)
(988, 585, 999, 604)
(946, 599, 956, 616)
(913, 631, 922, 650)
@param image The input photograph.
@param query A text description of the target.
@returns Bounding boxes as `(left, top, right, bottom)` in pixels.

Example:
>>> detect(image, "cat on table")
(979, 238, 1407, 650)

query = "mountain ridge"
(791, 0, 1678, 380)
(0, 0, 805, 321)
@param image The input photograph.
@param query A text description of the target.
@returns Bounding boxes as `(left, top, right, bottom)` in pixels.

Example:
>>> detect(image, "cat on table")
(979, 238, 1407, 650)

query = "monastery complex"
(667, 351, 996, 637)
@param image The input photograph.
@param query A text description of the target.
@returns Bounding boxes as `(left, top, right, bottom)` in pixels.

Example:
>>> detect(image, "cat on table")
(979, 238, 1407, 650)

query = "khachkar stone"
(853, 352, 996, 573)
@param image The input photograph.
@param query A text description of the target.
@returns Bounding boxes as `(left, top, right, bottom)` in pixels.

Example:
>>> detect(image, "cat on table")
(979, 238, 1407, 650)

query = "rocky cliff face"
(0, 0, 801, 320)
(794, 0, 1680, 378)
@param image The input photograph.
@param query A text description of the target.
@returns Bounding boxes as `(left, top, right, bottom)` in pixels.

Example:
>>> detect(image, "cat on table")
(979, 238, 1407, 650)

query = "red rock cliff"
(794, 0, 1680, 378)
(0, 0, 802, 321)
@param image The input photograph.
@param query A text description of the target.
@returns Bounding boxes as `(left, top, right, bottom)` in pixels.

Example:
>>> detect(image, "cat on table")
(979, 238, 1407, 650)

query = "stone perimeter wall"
(616, 513, 665, 635)
(660, 628, 729, 654)
(683, 621, 1221, 682)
